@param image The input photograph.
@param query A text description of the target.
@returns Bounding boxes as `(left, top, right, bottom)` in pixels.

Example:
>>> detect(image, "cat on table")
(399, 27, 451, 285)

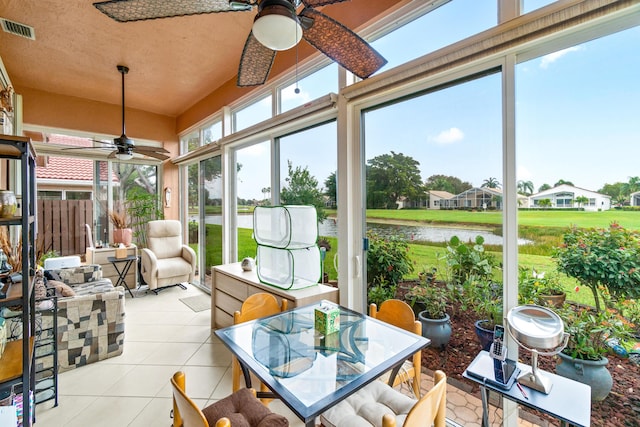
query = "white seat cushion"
(320, 380, 417, 427)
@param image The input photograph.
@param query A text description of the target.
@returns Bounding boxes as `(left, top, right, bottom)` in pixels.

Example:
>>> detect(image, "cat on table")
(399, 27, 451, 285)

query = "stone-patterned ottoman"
(55, 287, 126, 372)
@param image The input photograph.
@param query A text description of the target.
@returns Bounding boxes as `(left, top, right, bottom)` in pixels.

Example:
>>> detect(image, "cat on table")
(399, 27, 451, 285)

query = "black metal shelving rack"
(0, 134, 37, 426)
(34, 295, 57, 407)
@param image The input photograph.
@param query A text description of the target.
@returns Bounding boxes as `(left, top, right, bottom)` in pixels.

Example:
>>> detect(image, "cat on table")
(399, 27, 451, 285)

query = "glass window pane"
(66, 191, 91, 200)
(203, 120, 222, 144)
(181, 131, 199, 153)
(372, 0, 497, 73)
(201, 156, 223, 291)
(363, 72, 503, 302)
(236, 141, 271, 260)
(279, 64, 338, 113)
(234, 95, 272, 132)
(278, 121, 338, 283)
(522, 0, 557, 14)
(38, 191, 62, 200)
(516, 26, 640, 307)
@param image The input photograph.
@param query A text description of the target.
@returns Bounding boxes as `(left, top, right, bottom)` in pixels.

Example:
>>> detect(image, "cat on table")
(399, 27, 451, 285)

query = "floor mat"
(179, 295, 210, 312)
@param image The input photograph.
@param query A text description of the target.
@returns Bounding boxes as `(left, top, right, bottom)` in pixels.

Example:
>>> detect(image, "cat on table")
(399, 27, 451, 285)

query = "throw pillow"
(47, 280, 76, 297)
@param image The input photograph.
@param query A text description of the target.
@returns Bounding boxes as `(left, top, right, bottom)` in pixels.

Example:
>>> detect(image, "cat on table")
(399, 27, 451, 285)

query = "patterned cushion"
(46, 264, 103, 285)
(320, 380, 417, 427)
(40, 286, 126, 372)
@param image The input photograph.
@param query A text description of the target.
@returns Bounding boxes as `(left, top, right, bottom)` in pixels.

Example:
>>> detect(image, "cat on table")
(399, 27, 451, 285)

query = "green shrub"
(444, 235, 498, 286)
(366, 230, 414, 287)
(553, 223, 640, 311)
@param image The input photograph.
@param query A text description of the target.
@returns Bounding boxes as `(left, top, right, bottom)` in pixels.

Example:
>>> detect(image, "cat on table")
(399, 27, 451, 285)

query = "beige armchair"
(140, 220, 196, 293)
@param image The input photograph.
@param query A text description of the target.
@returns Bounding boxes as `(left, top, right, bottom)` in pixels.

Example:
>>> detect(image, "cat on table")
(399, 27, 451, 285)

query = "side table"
(107, 255, 138, 298)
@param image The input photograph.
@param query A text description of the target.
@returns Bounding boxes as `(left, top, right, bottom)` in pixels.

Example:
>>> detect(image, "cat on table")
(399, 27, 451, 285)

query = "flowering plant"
(532, 270, 565, 295)
(555, 303, 630, 361)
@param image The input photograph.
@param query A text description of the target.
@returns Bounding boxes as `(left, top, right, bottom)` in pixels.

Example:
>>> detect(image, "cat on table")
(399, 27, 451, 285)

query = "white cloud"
(539, 46, 584, 69)
(281, 85, 312, 104)
(242, 143, 267, 157)
(429, 127, 464, 144)
(517, 165, 533, 181)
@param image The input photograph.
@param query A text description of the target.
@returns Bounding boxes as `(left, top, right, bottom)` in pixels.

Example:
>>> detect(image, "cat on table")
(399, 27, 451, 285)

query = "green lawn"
(210, 208, 640, 307)
(365, 208, 640, 229)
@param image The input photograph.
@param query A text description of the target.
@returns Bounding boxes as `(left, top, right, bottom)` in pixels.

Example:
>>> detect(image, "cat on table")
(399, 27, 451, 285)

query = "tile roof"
(35, 134, 115, 182)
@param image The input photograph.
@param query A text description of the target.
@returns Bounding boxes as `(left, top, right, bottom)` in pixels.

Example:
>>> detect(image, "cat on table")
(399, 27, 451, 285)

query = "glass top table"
(215, 300, 430, 426)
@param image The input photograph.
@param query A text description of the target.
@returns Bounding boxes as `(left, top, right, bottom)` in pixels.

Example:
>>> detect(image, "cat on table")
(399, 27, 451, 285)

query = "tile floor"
(34, 285, 543, 426)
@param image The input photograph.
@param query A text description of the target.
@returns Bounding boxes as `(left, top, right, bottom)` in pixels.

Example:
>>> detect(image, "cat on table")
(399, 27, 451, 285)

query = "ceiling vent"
(1, 18, 35, 40)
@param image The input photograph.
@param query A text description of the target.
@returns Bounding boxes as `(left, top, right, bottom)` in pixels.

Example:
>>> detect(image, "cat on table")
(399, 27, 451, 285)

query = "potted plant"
(405, 270, 451, 349)
(519, 268, 566, 308)
(535, 270, 566, 307)
(109, 209, 133, 246)
(554, 303, 630, 401)
(462, 276, 503, 351)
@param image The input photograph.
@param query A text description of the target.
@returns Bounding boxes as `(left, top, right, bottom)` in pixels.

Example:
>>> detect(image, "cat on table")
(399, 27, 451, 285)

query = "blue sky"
(235, 0, 640, 200)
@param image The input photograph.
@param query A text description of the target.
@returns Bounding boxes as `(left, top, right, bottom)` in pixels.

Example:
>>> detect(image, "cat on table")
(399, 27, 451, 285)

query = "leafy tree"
(538, 198, 552, 208)
(538, 183, 552, 192)
(574, 195, 589, 207)
(324, 171, 337, 207)
(366, 151, 425, 209)
(366, 230, 414, 288)
(261, 187, 271, 201)
(554, 179, 574, 187)
(425, 174, 472, 195)
(622, 176, 640, 201)
(554, 223, 640, 312)
(280, 160, 326, 221)
(598, 182, 626, 202)
(517, 180, 534, 196)
(481, 177, 500, 189)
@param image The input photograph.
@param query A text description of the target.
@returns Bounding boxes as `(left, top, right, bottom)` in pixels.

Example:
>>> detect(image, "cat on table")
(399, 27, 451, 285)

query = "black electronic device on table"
(490, 324, 507, 361)
(466, 325, 521, 390)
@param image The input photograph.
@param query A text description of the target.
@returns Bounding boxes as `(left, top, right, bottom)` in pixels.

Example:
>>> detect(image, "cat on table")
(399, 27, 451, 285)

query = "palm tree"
(517, 180, 534, 196)
(482, 177, 500, 189)
(622, 176, 640, 199)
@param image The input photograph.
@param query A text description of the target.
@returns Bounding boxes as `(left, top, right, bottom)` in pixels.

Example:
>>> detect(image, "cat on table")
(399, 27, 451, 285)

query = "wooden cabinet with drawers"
(85, 245, 138, 290)
(211, 262, 339, 329)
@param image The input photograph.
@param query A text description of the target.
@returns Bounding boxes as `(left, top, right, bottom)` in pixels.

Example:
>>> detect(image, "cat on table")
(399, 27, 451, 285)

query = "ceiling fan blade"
(135, 146, 171, 155)
(107, 151, 118, 159)
(237, 32, 277, 87)
(300, 7, 387, 79)
(301, 0, 349, 7)
(93, 0, 253, 23)
(136, 150, 170, 161)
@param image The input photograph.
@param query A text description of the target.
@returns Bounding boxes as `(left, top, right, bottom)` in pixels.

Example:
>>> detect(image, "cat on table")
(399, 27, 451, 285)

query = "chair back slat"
(403, 370, 447, 427)
(171, 371, 209, 427)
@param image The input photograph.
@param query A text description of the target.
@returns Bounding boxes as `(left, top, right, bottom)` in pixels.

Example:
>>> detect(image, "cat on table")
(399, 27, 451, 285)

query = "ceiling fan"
(92, 0, 388, 86)
(65, 65, 170, 161)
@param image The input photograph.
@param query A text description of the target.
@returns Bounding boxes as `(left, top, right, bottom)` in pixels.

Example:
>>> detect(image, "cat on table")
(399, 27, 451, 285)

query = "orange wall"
(20, 87, 182, 220)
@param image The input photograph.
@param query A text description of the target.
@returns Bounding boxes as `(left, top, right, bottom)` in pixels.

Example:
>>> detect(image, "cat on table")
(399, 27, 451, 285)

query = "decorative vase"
(474, 320, 495, 351)
(418, 312, 452, 350)
(539, 292, 566, 308)
(555, 352, 612, 401)
(113, 228, 133, 246)
(0, 190, 17, 218)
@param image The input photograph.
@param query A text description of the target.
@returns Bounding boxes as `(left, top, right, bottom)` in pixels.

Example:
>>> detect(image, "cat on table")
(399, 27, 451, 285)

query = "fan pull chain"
(294, 20, 300, 94)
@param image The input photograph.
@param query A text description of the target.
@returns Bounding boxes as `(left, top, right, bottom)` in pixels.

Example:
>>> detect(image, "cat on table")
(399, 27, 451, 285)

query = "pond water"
(199, 214, 531, 246)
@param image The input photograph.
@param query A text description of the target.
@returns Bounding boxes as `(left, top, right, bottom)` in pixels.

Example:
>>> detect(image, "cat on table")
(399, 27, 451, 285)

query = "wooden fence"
(37, 200, 93, 257)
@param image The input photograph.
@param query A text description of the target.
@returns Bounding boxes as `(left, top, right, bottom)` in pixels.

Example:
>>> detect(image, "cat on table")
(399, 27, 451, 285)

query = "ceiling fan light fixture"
(115, 150, 133, 161)
(252, 0, 302, 51)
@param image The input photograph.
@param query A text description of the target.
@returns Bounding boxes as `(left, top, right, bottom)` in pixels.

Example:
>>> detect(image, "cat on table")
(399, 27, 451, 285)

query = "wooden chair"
(232, 293, 288, 400)
(320, 370, 447, 427)
(382, 370, 447, 427)
(370, 299, 422, 398)
(170, 371, 289, 427)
